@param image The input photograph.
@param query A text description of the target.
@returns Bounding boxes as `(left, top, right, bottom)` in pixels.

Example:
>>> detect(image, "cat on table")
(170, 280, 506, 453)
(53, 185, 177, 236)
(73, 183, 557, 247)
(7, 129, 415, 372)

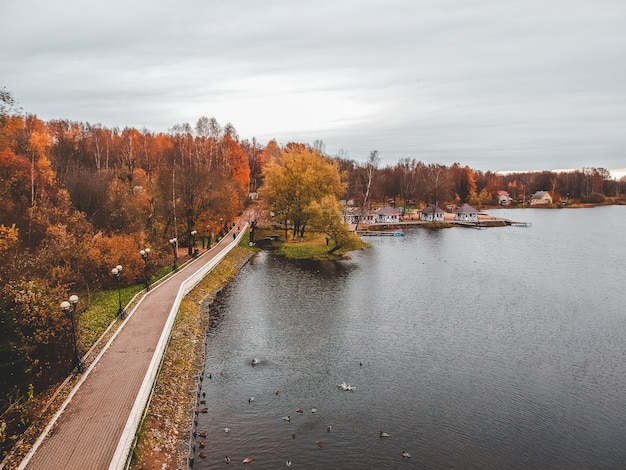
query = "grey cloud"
(1, 0, 625, 173)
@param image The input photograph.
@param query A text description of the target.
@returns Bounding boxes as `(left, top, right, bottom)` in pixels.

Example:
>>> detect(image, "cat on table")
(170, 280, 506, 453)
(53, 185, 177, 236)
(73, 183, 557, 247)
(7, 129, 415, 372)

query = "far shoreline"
(350, 198, 626, 232)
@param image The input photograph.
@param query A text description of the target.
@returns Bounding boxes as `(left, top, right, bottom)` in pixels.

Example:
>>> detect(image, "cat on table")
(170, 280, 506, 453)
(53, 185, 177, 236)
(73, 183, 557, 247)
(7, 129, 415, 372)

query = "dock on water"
(350, 215, 531, 232)
(357, 231, 404, 236)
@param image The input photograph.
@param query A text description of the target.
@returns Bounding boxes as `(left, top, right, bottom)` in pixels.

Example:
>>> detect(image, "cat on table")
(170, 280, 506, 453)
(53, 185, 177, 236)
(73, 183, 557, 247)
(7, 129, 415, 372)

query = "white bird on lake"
(286, 460, 292, 467)
(311, 407, 318, 413)
(224, 427, 231, 433)
(251, 358, 258, 365)
(402, 450, 411, 458)
(282, 415, 291, 422)
(380, 431, 390, 437)
(339, 381, 356, 391)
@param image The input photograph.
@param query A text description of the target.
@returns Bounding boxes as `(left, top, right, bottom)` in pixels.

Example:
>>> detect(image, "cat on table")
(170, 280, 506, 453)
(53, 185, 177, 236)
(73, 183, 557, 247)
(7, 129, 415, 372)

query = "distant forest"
(1, 88, 624, 439)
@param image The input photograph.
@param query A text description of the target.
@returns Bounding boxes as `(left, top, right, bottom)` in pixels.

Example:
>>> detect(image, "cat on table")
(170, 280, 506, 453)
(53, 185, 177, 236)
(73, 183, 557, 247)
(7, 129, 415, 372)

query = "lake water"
(193, 206, 626, 469)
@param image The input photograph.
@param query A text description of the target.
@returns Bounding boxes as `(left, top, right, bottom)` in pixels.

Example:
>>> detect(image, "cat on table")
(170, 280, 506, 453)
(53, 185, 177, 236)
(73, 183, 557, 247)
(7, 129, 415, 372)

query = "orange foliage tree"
(1, 91, 253, 412)
(223, 133, 251, 192)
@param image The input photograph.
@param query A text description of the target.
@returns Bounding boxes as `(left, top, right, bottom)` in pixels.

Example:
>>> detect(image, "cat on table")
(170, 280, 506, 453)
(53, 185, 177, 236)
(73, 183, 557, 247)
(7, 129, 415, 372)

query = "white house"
(421, 205, 445, 222)
(496, 190, 512, 205)
(454, 203, 479, 222)
(530, 190, 552, 205)
(342, 207, 377, 225)
(375, 205, 401, 223)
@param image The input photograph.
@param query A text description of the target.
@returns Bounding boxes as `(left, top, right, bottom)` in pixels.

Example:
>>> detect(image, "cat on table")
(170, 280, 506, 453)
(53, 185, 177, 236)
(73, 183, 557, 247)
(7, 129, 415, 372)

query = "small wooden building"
(342, 207, 377, 225)
(375, 205, 401, 223)
(454, 203, 479, 222)
(421, 205, 445, 222)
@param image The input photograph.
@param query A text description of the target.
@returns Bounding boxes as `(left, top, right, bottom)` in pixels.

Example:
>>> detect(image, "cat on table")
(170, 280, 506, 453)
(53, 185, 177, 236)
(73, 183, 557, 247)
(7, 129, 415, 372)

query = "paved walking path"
(19, 222, 248, 470)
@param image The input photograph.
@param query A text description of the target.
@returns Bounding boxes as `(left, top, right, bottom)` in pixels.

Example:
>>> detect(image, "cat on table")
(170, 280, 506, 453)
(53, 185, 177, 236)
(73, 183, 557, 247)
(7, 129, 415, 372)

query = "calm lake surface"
(194, 206, 626, 469)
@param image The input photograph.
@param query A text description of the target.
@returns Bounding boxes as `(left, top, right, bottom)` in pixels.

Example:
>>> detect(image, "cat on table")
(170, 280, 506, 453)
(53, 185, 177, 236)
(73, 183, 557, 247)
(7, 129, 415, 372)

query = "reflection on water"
(193, 207, 626, 469)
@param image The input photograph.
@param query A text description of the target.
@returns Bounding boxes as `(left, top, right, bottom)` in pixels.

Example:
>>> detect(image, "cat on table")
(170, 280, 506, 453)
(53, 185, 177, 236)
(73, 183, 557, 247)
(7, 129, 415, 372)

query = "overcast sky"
(2, 0, 625, 176)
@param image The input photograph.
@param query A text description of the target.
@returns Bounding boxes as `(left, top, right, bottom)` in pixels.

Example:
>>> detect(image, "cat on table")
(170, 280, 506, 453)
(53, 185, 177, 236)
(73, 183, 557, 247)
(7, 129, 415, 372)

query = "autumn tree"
(116, 127, 141, 188)
(460, 165, 477, 203)
(308, 195, 353, 251)
(0, 149, 31, 235)
(155, 122, 249, 253)
(262, 145, 345, 239)
(253, 139, 281, 190)
(481, 171, 503, 201)
(240, 137, 262, 192)
(222, 132, 251, 193)
(4, 279, 75, 385)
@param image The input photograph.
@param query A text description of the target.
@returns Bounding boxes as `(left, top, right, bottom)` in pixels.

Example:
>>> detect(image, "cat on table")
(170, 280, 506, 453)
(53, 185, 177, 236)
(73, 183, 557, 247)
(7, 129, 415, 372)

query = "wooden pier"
(357, 230, 404, 237)
(350, 215, 531, 232)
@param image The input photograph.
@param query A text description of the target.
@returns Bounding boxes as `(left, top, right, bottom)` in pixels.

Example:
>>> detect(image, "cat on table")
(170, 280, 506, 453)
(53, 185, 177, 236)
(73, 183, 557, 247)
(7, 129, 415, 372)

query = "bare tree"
(397, 158, 422, 209)
(355, 150, 380, 232)
(426, 164, 446, 207)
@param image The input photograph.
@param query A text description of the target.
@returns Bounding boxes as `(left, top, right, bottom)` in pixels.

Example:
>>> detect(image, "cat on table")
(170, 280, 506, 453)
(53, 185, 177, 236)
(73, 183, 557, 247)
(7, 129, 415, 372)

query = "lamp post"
(111, 264, 124, 319)
(190, 230, 198, 257)
(140, 248, 151, 290)
(169, 238, 178, 271)
(61, 294, 84, 373)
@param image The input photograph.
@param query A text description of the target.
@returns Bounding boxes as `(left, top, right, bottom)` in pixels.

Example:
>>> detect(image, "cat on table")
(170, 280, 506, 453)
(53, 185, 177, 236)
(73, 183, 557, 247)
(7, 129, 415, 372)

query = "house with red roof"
(496, 190, 512, 205)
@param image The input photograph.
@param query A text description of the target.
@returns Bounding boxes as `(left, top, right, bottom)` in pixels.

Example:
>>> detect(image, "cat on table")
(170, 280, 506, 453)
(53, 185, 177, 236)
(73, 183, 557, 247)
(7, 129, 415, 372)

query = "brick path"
(20, 223, 246, 470)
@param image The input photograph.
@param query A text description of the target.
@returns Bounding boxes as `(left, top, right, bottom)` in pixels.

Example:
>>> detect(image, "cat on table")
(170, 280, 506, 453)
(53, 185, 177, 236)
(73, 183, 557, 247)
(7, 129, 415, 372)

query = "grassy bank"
(131, 237, 257, 469)
(255, 228, 369, 260)
(80, 285, 144, 346)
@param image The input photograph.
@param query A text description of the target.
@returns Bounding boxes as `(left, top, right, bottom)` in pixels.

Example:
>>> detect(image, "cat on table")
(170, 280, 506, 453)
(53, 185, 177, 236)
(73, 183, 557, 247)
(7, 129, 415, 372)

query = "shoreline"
(350, 201, 625, 232)
(131, 244, 256, 469)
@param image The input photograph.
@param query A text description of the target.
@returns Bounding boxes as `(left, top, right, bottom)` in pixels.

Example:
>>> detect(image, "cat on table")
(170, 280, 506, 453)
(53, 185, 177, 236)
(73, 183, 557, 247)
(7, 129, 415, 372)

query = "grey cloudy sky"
(2, 0, 625, 176)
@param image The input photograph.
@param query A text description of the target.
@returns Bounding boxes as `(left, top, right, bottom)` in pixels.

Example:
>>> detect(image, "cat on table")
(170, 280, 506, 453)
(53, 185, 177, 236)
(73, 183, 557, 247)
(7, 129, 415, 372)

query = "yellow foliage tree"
(308, 195, 351, 249)
(262, 146, 345, 239)
(0, 224, 19, 255)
